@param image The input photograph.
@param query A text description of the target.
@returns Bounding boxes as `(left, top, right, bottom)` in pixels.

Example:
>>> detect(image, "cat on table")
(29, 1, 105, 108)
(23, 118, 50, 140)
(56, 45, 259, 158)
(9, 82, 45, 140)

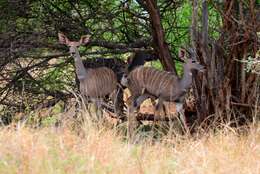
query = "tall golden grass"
(0, 112, 259, 174)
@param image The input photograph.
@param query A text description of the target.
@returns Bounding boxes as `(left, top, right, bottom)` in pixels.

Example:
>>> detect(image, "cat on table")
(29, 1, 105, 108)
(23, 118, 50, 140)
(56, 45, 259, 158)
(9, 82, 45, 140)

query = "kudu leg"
(110, 87, 125, 120)
(155, 97, 167, 117)
(176, 102, 189, 133)
(93, 99, 105, 120)
(127, 96, 140, 141)
(78, 96, 92, 120)
(127, 93, 157, 141)
(128, 106, 137, 141)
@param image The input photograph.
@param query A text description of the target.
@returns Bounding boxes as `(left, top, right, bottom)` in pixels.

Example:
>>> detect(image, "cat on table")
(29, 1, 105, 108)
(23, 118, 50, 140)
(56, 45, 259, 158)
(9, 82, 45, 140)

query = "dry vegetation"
(0, 111, 259, 174)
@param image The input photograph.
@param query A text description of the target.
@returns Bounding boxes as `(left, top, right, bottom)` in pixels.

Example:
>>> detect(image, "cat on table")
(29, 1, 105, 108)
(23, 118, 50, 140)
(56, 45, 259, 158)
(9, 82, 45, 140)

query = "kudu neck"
(179, 63, 193, 92)
(72, 48, 87, 80)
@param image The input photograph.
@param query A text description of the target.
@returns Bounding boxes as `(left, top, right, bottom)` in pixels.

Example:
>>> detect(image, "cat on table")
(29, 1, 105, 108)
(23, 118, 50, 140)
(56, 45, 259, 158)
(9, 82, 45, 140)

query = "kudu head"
(179, 48, 204, 72)
(58, 33, 91, 57)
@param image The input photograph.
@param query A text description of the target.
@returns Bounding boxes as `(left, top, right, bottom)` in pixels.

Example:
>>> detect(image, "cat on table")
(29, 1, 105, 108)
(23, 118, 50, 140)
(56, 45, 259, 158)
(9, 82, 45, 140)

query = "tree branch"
(142, 0, 177, 73)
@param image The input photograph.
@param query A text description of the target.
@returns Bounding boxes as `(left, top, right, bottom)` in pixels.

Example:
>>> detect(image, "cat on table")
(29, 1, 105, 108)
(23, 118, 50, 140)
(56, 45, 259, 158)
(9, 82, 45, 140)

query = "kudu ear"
(178, 48, 186, 61)
(58, 33, 70, 45)
(79, 35, 91, 45)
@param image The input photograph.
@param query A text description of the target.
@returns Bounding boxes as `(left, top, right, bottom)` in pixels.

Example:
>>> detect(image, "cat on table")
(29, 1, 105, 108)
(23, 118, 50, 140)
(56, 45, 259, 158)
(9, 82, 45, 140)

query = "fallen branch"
(136, 113, 176, 121)
(104, 108, 177, 121)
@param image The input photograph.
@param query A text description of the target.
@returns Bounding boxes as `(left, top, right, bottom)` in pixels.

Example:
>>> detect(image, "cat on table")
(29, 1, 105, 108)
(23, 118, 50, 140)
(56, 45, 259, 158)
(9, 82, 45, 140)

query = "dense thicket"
(0, 0, 259, 127)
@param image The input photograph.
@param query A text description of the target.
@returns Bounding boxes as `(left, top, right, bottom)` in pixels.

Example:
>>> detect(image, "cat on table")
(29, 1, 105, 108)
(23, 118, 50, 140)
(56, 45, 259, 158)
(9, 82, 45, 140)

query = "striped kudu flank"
(123, 48, 204, 137)
(58, 33, 121, 117)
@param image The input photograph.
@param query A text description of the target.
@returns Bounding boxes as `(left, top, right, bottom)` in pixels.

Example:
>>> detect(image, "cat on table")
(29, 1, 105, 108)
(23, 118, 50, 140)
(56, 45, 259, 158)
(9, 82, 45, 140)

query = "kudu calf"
(58, 33, 121, 117)
(123, 48, 204, 137)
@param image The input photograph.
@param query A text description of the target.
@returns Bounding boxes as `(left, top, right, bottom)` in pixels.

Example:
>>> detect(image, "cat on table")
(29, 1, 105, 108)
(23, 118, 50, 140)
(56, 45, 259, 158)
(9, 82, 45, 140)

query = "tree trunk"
(190, 0, 259, 127)
(143, 0, 177, 74)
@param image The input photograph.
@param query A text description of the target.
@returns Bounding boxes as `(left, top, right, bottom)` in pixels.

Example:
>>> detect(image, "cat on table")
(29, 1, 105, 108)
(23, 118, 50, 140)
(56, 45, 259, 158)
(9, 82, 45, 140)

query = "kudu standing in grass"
(123, 48, 204, 137)
(58, 33, 122, 118)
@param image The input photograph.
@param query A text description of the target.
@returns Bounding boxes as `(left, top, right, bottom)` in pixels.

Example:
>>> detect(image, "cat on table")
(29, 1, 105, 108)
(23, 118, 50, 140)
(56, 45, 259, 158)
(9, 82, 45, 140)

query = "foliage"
(0, 0, 195, 114)
(0, 0, 259, 127)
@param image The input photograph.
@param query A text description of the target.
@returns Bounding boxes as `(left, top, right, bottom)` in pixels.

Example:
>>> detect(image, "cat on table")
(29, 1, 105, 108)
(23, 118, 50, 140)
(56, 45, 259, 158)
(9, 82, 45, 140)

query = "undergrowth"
(0, 108, 259, 174)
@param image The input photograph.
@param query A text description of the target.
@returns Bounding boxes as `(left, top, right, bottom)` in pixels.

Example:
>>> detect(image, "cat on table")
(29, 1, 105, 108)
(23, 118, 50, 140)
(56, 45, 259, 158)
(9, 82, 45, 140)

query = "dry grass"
(0, 114, 259, 174)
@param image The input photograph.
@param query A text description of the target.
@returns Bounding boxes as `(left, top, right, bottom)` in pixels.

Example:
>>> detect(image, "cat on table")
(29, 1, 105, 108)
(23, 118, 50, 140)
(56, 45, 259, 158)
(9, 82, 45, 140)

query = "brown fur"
(80, 67, 117, 98)
(127, 66, 181, 101)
